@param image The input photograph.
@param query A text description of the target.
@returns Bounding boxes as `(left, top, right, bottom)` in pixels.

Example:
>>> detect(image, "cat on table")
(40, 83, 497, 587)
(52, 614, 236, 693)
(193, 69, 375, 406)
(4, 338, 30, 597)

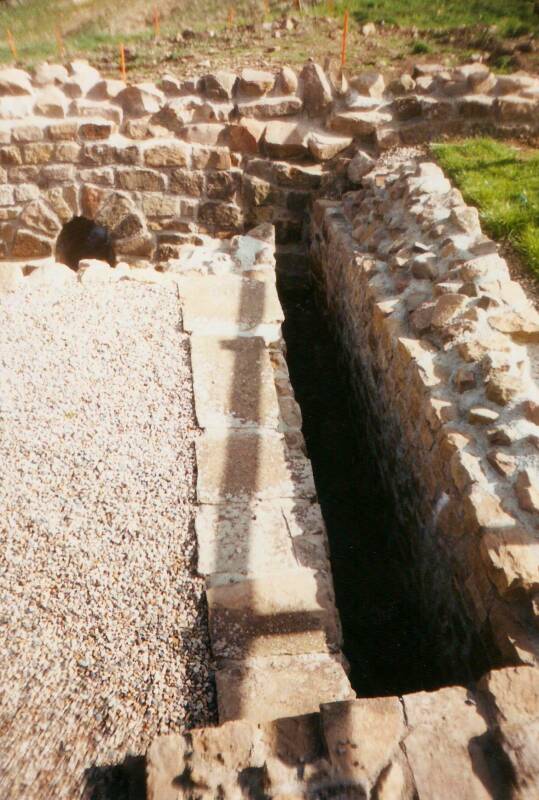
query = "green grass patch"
(432, 138, 539, 277)
(312, 0, 539, 34)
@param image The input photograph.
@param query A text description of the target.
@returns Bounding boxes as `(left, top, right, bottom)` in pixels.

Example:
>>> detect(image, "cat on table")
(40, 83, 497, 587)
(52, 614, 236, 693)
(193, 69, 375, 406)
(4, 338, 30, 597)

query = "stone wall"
(0, 58, 538, 273)
(311, 151, 539, 672)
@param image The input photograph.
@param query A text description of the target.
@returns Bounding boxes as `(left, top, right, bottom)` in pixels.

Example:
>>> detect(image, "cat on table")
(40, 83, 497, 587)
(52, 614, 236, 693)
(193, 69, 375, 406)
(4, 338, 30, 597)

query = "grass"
(317, 0, 539, 36)
(432, 138, 539, 277)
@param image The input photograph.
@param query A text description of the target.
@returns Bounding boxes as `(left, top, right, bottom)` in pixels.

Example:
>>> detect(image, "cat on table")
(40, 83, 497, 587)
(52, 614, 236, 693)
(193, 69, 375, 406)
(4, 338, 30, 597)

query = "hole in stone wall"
(56, 216, 116, 272)
(277, 260, 494, 697)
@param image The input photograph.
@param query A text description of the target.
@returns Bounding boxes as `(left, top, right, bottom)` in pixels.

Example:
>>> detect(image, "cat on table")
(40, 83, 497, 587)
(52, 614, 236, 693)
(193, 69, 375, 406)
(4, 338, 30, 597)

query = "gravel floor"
(0, 280, 215, 799)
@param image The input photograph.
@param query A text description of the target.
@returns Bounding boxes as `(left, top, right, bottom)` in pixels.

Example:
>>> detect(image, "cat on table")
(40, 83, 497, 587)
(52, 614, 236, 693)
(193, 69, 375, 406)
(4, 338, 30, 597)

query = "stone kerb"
(311, 154, 539, 670)
(175, 222, 354, 723)
(0, 59, 538, 273)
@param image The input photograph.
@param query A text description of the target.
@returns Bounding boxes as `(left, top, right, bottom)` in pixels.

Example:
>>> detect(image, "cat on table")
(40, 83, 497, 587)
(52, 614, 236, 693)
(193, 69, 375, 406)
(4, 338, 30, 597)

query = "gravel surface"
(0, 281, 215, 799)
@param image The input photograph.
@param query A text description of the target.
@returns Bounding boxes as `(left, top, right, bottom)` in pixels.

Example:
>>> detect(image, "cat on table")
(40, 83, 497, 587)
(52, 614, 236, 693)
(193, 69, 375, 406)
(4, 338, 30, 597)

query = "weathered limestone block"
(141, 193, 181, 218)
(0, 95, 34, 119)
(263, 120, 309, 159)
(495, 96, 538, 124)
(274, 66, 298, 95)
(215, 652, 353, 722)
(115, 167, 165, 192)
(63, 60, 100, 97)
(196, 500, 328, 577)
(196, 430, 315, 503)
(20, 199, 60, 236)
(0, 68, 33, 96)
(515, 470, 539, 514)
(322, 696, 409, 797)
(191, 144, 231, 170)
(349, 71, 385, 98)
(168, 168, 204, 196)
(237, 68, 274, 98)
(227, 118, 266, 154)
(307, 130, 352, 161)
(481, 528, 539, 595)
(143, 141, 190, 167)
(206, 569, 340, 658)
(300, 62, 332, 117)
(115, 83, 163, 117)
(238, 95, 303, 119)
(87, 78, 126, 101)
(198, 201, 242, 230)
(11, 229, 52, 258)
(178, 122, 227, 145)
(21, 143, 54, 167)
(33, 62, 69, 87)
(199, 71, 237, 101)
(403, 686, 496, 799)
(33, 87, 68, 118)
(191, 335, 280, 429)
(78, 120, 114, 140)
(479, 667, 539, 800)
(328, 109, 393, 136)
(178, 274, 283, 339)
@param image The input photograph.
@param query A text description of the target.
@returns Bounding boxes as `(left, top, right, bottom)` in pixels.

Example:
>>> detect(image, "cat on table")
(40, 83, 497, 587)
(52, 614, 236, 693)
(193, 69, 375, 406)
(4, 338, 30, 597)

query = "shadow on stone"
(83, 754, 146, 800)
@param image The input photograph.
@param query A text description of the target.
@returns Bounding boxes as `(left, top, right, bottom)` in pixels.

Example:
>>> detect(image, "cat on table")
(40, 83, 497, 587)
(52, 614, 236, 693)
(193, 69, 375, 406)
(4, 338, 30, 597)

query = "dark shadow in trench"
(277, 271, 489, 697)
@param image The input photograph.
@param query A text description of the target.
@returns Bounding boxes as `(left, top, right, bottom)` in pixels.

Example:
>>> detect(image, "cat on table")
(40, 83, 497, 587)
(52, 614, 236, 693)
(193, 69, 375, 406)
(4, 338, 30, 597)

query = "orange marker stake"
(264, 0, 269, 17)
(55, 26, 65, 59)
(6, 29, 18, 61)
(120, 43, 127, 81)
(341, 9, 349, 68)
(227, 6, 235, 28)
(153, 5, 160, 38)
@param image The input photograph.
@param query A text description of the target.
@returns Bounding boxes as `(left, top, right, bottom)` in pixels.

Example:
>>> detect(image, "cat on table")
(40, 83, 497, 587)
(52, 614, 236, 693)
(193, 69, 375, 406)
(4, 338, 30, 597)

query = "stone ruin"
(1, 56, 539, 798)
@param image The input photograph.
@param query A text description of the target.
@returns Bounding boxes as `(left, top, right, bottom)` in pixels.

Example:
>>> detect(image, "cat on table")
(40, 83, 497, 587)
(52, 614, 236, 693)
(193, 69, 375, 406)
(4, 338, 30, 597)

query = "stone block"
(207, 569, 340, 658)
(215, 652, 353, 722)
(480, 528, 539, 595)
(11, 229, 52, 258)
(321, 697, 404, 790)
(0, 68, 33, 96)
(191, 336, 280, 429)
(196, 499, 327, 578)
(196, 430, 316, 503)
(403, 686, 495, 800)
(300, 62, 332, 117)
(143, 141, 190, 167)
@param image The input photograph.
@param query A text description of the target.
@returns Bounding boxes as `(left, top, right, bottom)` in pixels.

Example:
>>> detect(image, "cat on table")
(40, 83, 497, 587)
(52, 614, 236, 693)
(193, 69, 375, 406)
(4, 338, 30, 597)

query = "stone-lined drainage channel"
(277, 265, 491, 696)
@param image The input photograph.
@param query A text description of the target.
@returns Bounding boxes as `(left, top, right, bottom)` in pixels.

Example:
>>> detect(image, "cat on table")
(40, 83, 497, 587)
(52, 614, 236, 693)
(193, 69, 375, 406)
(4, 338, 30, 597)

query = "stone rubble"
(147, 665, 539, 799)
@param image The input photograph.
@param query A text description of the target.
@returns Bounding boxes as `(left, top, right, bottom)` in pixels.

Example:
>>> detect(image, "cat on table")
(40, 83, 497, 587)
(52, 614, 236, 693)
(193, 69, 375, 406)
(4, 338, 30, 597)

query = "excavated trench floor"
(277, 269, 491, 697)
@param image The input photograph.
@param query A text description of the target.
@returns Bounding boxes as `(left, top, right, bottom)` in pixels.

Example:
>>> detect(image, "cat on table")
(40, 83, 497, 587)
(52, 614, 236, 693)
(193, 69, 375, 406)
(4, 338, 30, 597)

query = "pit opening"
(55, 216, 116, 272)
(277, 261, 494, 697)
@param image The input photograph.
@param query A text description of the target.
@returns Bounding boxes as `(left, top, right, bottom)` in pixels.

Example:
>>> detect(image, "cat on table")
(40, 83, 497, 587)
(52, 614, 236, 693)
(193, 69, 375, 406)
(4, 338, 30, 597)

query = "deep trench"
(277, 261, 491, 697)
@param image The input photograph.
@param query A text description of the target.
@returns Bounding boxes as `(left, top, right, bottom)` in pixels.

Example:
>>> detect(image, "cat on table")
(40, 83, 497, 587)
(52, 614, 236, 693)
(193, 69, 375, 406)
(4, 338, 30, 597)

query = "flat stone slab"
(196, 430, 316, 503)
(190, 335, 280, 429)
(206, 568, 341, 658)
(177, 274, 283, 342)
(216, 653, 354, 722)
(196, 499, 329, 578)
(321, 697, 405, 790)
